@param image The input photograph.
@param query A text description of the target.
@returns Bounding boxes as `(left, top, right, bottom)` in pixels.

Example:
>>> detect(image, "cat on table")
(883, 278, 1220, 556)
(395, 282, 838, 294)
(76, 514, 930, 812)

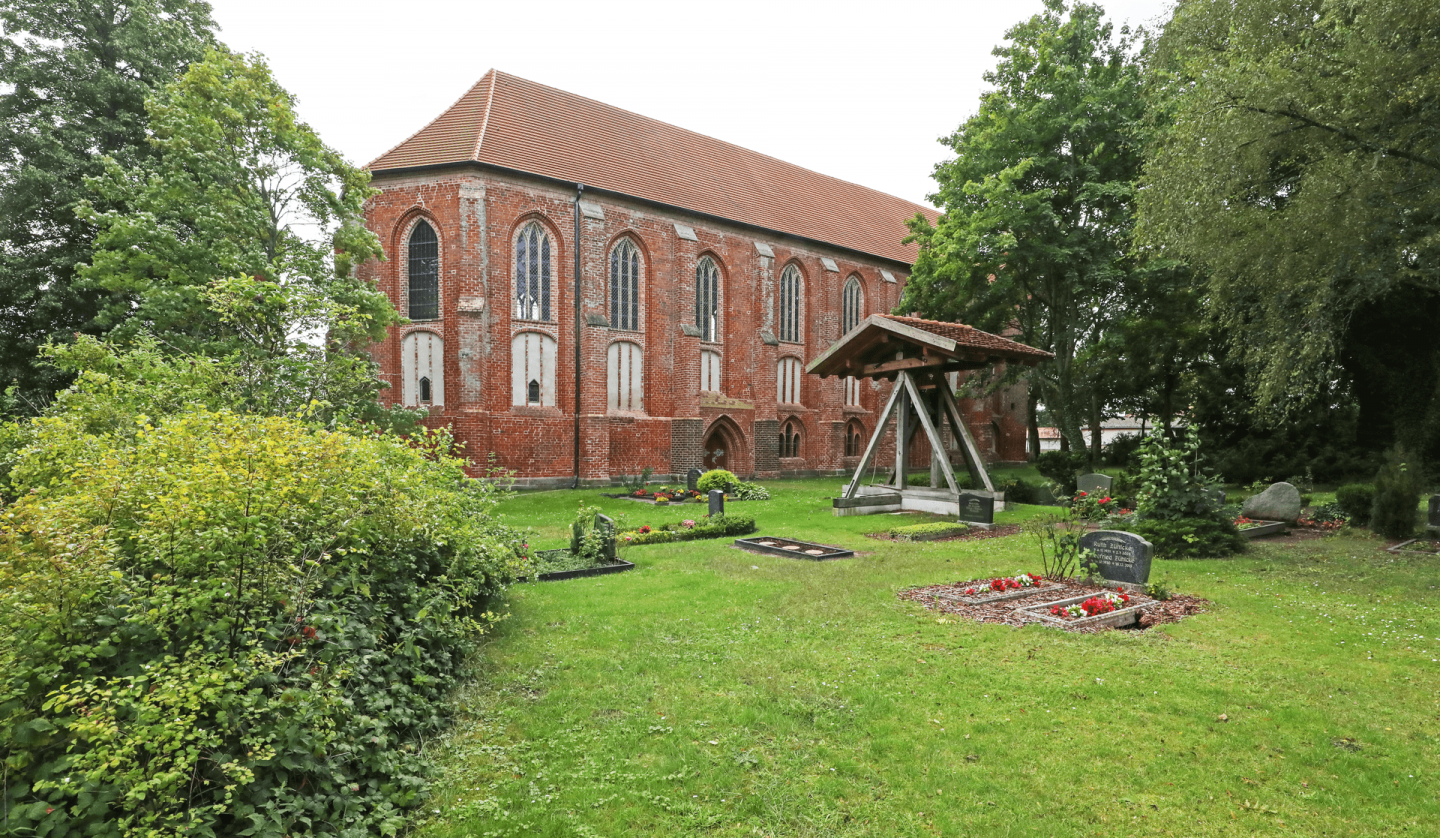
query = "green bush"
(886, 521, 969, 541)
(620, 513, 756, 546)
(998, 477, 1043, 505)
(731, 480, 771, 500)
(0, 408, 520, 836)
(1117, 517, 1244, 559)
(1370, 446, 1423, 539)
(1037, 450, 1087, 495)
(697, 469, 737, 494)
(1336, 483, 1376, 526)
(1134, 428, 1225, 522)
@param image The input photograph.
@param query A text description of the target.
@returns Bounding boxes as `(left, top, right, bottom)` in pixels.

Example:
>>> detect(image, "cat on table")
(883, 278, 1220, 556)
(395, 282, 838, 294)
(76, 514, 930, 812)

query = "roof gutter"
(370, 160, 920, 273)
(572, 183, 584, 490)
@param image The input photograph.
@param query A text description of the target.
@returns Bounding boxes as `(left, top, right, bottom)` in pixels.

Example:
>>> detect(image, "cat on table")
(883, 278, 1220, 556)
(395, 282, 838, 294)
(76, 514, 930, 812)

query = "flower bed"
(1234, 516, 1286, 539)
(604, 487, 707, 504)
(901, 577, 1203, 634)
(947, 572, 1059, 604)
(1049, 590, 1130, 619)
(619, 513, 756, 546)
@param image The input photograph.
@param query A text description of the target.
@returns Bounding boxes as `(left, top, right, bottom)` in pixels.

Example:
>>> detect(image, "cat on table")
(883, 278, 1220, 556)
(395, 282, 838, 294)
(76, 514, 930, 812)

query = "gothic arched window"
(779, 420, 801, 459)
(841, 275, 863, 334)
(696, 256, 720, 342)
(845, 420, 864, 457)
(407, 220, 439, 321)
(514, 222, 552, 321)
(609, 239, 641, 331)
(778, 264, 802, 343)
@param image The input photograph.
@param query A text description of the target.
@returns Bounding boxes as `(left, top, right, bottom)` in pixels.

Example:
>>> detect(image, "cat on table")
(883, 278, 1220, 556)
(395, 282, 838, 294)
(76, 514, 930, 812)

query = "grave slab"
(1079, 530, 1154, 584)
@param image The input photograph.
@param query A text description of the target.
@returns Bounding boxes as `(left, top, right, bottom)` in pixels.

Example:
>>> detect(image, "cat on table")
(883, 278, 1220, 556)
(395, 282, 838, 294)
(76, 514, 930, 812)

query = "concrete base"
(833, 484, 1006, 519)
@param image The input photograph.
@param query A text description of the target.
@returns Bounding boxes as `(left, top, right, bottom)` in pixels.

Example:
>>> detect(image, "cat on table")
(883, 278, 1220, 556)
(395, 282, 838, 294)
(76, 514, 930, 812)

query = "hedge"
(620, 513, 757, 546)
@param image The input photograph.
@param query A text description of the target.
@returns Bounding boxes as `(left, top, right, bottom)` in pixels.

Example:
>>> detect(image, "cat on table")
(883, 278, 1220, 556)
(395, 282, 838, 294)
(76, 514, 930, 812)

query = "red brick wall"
(360, 168, 1030, 484)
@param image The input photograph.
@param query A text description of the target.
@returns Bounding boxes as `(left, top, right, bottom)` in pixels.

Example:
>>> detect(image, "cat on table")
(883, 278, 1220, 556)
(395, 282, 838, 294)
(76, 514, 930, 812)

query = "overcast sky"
(207, 0, 1176, 209)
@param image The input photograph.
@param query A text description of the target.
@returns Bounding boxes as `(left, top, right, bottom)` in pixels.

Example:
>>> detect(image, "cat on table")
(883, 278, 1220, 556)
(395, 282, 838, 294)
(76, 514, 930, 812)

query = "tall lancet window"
(407, 220, 439, 321)
(610, 239, 641, 331)
(514, 222, 552, 321)
(841, 275, 863, 334)
(779, 264, 802, 343)
(696, 256, 720, 342)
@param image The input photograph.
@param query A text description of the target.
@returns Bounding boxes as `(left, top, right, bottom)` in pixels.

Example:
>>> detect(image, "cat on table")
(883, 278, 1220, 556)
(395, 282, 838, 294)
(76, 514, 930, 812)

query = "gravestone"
(1079, 530, 1154, 585)
(1241, 482, 1302, 522)
(1211, 487, 1227, 506)
(570, 522, 583, 555)
(687, 468, 703, 492)
(594, 513, 617, 561)
(709, 489, 725, 516)
(1429, 495, 1440, 533)
(956, 492, 995, 525)
(1077, 473, 1113, 497)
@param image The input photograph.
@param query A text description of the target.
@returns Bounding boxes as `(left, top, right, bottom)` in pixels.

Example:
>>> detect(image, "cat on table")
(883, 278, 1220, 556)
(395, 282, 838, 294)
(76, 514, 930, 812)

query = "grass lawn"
(416, 477, 1439, 837)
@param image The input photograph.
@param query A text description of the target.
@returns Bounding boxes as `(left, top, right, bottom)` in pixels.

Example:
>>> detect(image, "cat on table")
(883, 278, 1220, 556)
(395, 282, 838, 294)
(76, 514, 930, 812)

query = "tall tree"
(901, 0, 1146, 461)
(1137, 0, 1440, 464)
(78, 47, 394, 357)
(0, 0, 216, 411)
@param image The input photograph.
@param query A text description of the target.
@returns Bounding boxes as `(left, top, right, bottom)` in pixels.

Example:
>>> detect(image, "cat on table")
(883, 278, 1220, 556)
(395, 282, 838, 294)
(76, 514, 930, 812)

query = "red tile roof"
(880, 315, 1054, 362)
(369, 70, 937, 265)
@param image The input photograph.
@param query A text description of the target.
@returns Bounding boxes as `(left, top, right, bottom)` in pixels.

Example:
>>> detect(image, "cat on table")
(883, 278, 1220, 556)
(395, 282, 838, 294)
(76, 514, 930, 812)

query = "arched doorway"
(701, 416, 744, 473)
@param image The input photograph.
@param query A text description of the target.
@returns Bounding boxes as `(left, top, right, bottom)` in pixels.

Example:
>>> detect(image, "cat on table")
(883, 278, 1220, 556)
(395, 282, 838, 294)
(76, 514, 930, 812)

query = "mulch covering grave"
(866, 524, 1023, 542)
(900, 577, 1209, 634)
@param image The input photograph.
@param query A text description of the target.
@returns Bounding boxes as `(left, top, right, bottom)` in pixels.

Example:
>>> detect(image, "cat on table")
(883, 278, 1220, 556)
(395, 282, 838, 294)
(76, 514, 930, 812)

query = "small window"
(418, 376, 432, 404)
(841, 275, 863, 334)
(610, 239, 641, 332)
(696, 257, 721, 342)
(515, 222, 552, 321)
(845, 420, 864, 457)
(780, 420, 801, 459)
(528, 379, 541, 404)
(778, 264, 802, 343)
(407, 221, 439, 320)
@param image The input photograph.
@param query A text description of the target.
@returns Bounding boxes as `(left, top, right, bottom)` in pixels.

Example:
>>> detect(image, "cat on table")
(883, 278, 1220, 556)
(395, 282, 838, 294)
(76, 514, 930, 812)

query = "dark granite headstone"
(709, 489, 725, 516)
(1428, 495, 1440, 532)
(1078, 530, 1154, 585)
(1077, 473, 1113, 497)
(956, 492, 995, 525)
(687, 468, 703, 492)
(594, 513, 617, 560)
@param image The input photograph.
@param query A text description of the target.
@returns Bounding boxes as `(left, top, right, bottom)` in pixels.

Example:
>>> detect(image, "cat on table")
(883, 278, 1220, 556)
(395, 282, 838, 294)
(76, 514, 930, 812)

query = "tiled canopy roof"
(369, 70, 937, 265)
(880, 316, 1054, 362)
(807, 314, 1052, 379)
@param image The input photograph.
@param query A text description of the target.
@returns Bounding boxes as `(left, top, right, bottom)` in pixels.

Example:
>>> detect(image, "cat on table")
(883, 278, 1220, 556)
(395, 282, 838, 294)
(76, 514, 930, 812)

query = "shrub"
(998, 477, 1043, 505)
(1336, 484, 1376, 526)
(0, 408, 520, 836)
(697, 469, 737, 494)
(1134, 428, 1225, 522)
(1117, 517, 1244, 559)
(1037, 450, 1087, 495)
(620, 513, 756, 545)
(1102, 433, 1144, 469)
(731, 480, 771, 500)
(1370, 446, 1423, 539)
(886, 521, 969, 541)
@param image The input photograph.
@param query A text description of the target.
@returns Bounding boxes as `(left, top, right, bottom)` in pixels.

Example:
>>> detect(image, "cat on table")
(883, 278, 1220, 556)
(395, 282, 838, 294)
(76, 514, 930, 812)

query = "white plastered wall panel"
(400, 331, 444, 406)
(511, 331, 557, 406)
(607, 341, 644, 412)
(777, 356, 803, 405)
(700, 349, 722, 392)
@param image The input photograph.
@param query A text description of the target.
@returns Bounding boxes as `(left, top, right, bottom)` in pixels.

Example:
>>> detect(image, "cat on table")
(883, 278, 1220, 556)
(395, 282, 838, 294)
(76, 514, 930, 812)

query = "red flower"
(1101, 497, 1112, 504)
(639, 525, 651, 534)
(1077, 491, 1088, 497)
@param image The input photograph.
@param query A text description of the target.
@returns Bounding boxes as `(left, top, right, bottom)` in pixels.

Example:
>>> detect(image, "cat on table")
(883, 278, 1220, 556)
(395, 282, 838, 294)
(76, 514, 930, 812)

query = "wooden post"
(936, 381, 996, 492)
(900, 372, 960, 494)
(841, 377, 904, 500)
(894, 373, 909, 489)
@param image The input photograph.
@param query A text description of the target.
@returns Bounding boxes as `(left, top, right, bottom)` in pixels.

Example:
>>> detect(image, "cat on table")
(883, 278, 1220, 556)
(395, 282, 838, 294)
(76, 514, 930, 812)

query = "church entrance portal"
(703, 429, 728, 471)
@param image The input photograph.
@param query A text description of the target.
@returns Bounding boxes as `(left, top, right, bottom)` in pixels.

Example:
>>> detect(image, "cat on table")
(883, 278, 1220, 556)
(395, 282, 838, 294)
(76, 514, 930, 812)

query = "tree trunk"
(1026, 383, 1040, 462)
(1089, 391, 1103, 468)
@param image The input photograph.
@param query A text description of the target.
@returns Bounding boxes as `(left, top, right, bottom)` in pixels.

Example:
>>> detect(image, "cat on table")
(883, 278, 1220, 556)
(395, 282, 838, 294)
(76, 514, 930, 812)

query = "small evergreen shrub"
(886, 521, 970, 541)
(1370, 446, 1423, 539)
(1037, 450, 1087, 495)
(1336, 483, 1376, 527)
(999, 477, 1041, 505)
(697, 469, 737, 494)
(730, 481, 771, 500)
(1118, 517, 1244, 559)
(620, 513, 757, 545)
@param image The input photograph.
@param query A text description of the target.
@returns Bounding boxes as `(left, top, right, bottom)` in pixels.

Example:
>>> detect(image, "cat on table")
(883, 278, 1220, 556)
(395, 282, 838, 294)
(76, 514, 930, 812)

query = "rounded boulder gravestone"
(1078, 530, 1154, 584)
(1240, 482, 1303, 522)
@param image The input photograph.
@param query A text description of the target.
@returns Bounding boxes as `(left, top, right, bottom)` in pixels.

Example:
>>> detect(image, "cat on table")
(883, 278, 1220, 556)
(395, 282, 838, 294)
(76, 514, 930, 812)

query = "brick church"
(361, 70, 1029, 486)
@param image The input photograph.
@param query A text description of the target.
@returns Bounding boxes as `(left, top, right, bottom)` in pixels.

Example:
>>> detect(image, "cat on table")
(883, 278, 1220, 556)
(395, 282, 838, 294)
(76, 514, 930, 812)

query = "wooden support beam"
(861, 355, 949, 376)
(900, 372, 959, 494)
(841, 374, 904, 500)
(936, 381, 996, 492)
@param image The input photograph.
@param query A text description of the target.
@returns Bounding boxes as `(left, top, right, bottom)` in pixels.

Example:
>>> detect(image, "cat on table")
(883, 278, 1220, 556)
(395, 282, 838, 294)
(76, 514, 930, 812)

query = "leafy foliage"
(1022, 514, 1095, 580)
(1370, 446, 1422, 539)
(1335, 484, 1376, 527)
(0, 0, 217, 409)
(696, 469, 737, 494)
(77, 48, 396, 358)
(1133, 428, 1224, 522)
(0, 393, 520, 833)
(1117, 517, 1243, 560)
(619, 514, 756, 546)
(1138, 0, 1440, 462)
(729, 481, 771, 501)
(1037, 450, 1087, 496)
(901, 0, 1147, 456)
